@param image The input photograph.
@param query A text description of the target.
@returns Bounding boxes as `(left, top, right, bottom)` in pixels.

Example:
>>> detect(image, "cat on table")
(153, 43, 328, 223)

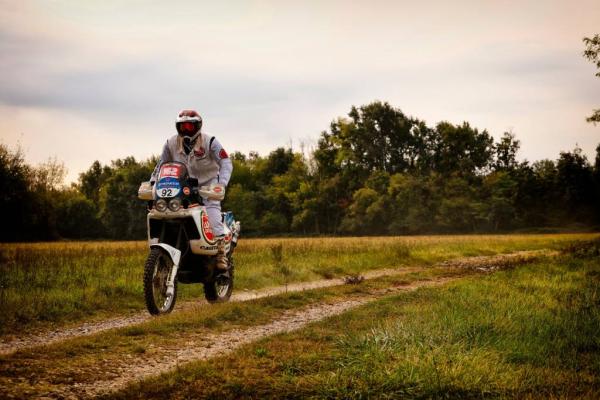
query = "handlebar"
(138, 181, 225, 201)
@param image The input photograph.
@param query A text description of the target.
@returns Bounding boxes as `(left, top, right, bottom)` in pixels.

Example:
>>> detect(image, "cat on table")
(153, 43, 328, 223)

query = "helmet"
(176, 109, 203, 138)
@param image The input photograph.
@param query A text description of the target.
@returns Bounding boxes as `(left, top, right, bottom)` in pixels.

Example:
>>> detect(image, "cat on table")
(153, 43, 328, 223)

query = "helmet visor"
(179, 121, 197, 135)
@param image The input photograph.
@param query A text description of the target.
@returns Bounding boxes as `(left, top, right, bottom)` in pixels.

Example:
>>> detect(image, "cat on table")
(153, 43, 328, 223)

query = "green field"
(0, 234, 596, 335)
(0, 234, 599, 399)
(110, 242, 600, 399)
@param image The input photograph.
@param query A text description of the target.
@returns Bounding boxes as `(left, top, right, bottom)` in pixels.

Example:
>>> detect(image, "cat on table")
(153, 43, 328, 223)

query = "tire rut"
(56, 277, 456, 399)
(0, 268, 415, 356)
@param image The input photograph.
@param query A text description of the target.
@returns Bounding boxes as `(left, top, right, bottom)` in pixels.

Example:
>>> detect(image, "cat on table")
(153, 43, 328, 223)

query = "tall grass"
(0, 233, 596, 335)
(323, 257, 600, 398)
(0, 242, 146, 332)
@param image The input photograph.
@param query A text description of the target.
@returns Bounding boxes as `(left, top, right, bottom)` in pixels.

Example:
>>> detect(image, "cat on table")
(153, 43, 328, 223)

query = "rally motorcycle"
(138, 161, 240, 315)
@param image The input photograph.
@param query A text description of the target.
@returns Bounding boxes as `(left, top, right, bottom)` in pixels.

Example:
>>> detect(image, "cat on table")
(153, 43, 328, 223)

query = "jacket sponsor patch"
(194, 147, 206, 157)
(218, 149, 229, 159)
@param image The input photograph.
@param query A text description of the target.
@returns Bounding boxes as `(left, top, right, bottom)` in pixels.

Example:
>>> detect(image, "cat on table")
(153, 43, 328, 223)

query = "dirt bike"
(137, 161, 240, 315)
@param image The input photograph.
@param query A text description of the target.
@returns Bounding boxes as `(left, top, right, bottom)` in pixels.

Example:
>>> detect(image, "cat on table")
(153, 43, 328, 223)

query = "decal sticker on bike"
(159, 164, 182, 178)
(201, 211, 215, 242)
(156, 177, 181, 197)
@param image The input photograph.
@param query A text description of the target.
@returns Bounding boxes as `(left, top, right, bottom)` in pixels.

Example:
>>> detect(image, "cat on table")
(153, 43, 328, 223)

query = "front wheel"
(143, 247, 177, 315)
(204, 256, 234, 303)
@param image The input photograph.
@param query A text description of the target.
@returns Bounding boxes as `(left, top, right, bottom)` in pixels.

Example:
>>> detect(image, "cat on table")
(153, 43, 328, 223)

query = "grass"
(0, 233, 596, 335)
(107, 247, 600, 399)
(0, 267, 456, 396)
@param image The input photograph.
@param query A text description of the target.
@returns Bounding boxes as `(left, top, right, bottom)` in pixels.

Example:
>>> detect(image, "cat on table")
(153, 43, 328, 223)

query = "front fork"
(153, 222, 186, 297)
(150, 243, 181, 296)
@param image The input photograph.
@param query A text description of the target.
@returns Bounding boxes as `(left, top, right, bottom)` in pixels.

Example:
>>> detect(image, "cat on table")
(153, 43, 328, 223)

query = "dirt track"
(0, 250, 555, 399)
(45, 277, 457, 399)
(0, 267, 416, 356)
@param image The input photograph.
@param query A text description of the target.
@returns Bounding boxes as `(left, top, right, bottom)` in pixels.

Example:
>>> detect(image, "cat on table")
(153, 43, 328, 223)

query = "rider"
(150, 109, 233, 270)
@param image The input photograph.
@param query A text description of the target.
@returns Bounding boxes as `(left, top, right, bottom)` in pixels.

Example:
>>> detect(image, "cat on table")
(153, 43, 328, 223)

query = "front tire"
(204, 256, 234, 303)
(143, 247, 177, 315)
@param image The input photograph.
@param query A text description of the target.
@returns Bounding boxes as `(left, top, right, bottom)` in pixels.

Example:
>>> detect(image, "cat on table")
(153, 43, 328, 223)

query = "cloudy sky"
(1, 0, 599, 183)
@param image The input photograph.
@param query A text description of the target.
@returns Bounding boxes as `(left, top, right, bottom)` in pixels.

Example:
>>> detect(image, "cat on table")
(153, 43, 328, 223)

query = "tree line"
(1, 101, 599, 242)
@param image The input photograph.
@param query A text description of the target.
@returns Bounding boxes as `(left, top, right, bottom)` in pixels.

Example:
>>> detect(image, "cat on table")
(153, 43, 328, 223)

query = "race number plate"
(156, 177, 181, 198)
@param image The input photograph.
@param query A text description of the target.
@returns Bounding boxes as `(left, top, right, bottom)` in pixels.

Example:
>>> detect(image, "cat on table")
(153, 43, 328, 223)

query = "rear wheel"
(204, 256, 234, 303)
(143, 247, 177, 315)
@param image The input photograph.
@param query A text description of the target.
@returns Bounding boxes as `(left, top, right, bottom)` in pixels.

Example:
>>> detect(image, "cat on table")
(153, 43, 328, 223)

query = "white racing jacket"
(151, 133, 233, 187)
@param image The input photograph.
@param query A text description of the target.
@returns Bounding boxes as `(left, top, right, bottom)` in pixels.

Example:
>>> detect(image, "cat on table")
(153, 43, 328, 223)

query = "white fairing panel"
(146, 206, 235, 256)
(150, 243, 181, 266)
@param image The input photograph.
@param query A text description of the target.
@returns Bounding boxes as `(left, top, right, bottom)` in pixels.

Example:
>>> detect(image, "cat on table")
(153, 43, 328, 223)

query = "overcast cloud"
(1, 0, 599, 183)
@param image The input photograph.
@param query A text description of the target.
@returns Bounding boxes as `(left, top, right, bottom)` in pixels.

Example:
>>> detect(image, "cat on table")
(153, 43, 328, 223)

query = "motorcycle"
(137, 161, 240, 315)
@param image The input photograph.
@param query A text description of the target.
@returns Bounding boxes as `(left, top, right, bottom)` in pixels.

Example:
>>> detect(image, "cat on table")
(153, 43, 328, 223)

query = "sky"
(1, 0, 599, 183)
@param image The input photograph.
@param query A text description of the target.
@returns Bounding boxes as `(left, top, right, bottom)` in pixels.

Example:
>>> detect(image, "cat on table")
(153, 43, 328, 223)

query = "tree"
(583, 34, 600, 124)
(0, 144, 34, 241)
(494, 132, 520, 171)
(433, 121, 494, 178)
(223, 183, 261, 235)
(436, 176, 479, 232)
(387, 173, 438, 234)
(78, 161, 113, 204)
(556, 147, 595, 223)
(28, 158, 68, 239)
(99, 157, 154, 239)
(55, 189, 104, 238)
(480, 171, 517, 231)
(340, 187, 385, 234)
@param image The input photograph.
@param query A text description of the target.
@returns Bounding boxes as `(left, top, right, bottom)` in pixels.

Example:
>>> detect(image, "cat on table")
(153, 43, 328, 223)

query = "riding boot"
(216, 237, 228, 270)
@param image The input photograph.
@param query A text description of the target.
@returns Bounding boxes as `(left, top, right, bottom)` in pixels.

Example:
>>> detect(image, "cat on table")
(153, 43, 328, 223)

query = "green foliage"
(583, 34, 600, 124)
(2, 100, 600, 240)
(0, 144, 33, 241)
(55, 190, 104, 238)
(494, 132, 520, 171)
(99, 157, 154, 239)
(434, 121, 494, 177)
(488, 172, 517, 227)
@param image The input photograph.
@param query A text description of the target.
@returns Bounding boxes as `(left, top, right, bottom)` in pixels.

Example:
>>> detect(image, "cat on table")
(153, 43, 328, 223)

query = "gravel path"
(57, 277, 455, 399)
(0, 268, 413, 356)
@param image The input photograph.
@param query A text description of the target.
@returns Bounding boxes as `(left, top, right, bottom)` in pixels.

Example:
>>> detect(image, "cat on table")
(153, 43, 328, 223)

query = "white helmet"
(176, 109, 203, 138)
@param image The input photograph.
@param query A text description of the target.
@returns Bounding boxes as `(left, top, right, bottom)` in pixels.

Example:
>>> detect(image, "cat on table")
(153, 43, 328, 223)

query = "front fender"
(150, 243, 181, 267)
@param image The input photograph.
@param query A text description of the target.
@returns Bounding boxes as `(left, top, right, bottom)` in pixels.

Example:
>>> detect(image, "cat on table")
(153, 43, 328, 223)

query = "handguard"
(138, 181, 153, 200)
(198, 183, 226, 201)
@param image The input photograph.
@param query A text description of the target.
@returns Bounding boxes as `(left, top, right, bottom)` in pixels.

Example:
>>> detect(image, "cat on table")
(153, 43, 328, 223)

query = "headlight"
(155, 199, 168, 212)
(168, 198, 182, 212)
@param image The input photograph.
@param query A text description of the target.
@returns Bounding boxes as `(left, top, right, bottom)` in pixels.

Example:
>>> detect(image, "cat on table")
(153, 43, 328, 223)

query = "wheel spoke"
(151, 254, 173, 312)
